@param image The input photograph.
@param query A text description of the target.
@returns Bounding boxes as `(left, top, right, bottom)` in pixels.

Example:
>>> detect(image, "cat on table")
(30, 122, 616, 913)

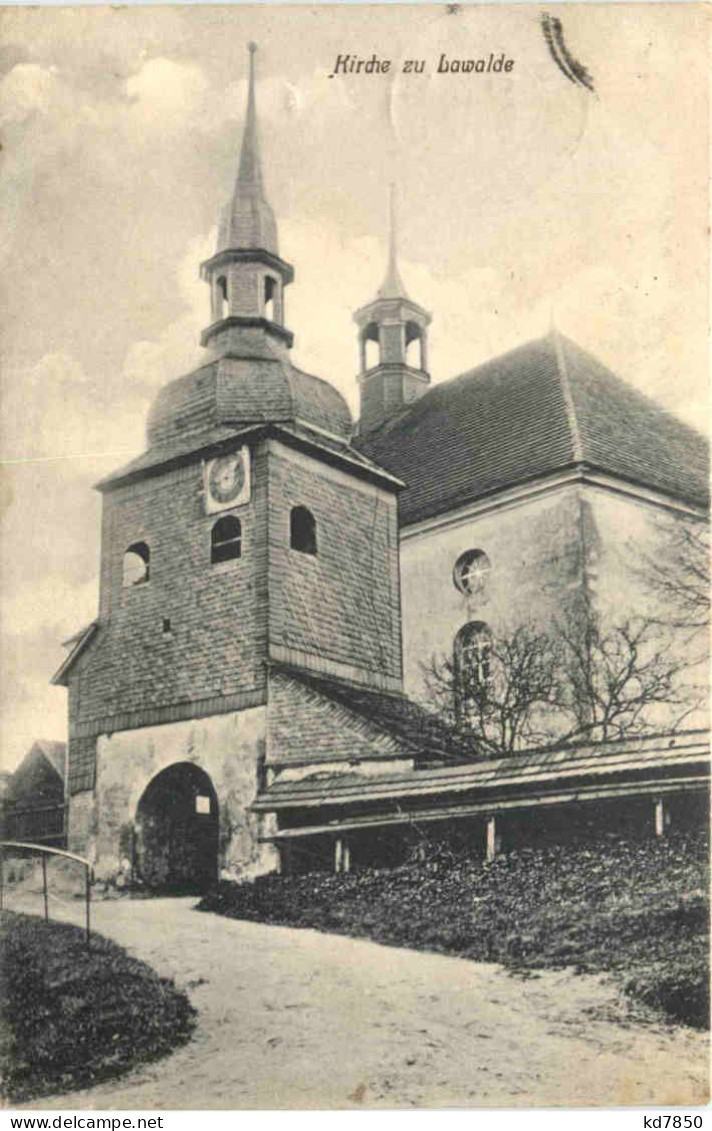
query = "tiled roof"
(269, 663, 469, 762)
(253, 728, 710, 813)
(95, 347, 376, 492)
(145, 355, 353, 452)
(356, 334, 709, 525)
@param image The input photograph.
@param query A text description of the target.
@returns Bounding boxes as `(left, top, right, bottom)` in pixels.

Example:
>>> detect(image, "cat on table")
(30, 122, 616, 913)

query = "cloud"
(2, 353, 144, 462)
(125, 57, 211, 133)
(0, 61, 58, 124)
(4, 575, 98, 644)
(122, 228, 212, 395)
(0, 575, 99, 772)
(224, 66, 354, 130)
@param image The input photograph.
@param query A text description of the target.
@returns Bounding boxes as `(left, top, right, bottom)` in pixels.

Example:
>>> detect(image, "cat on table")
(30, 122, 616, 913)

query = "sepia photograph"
(0, 2, 709, 1112)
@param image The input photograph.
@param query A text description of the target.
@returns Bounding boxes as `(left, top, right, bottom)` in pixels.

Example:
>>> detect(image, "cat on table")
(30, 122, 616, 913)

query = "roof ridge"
(556, 333, 708, 444)
(271, 661, 407, 702)
(550, 329, 584, 463)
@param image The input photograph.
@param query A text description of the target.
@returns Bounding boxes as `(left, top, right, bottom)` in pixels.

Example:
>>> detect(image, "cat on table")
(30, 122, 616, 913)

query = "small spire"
(377, 183, 409, 300)
(237, 42, 263, 190)
(217, 42, 278, 254)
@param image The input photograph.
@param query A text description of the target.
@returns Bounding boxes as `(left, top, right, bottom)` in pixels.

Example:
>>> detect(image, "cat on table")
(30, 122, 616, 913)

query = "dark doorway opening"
(135, 763, 219, 893)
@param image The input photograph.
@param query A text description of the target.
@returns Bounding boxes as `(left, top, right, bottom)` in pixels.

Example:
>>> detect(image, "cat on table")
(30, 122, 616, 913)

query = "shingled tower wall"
(57, 47, 406, 886)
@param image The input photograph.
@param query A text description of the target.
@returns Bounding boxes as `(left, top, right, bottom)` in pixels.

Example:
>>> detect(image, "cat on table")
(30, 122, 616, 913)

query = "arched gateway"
(135, 763, 219, 892)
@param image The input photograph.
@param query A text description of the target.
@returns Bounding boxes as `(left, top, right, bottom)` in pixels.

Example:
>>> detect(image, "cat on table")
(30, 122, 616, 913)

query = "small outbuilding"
(1, 740, 67, 847)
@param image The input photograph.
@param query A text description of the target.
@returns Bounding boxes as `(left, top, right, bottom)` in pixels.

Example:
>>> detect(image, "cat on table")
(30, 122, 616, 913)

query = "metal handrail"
(0, 840, 94, 945)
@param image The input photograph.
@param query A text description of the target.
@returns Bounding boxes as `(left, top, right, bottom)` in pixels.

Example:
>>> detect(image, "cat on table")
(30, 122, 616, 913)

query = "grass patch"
(0, 913, 196, 1103)
(199, 830, 709, 1030)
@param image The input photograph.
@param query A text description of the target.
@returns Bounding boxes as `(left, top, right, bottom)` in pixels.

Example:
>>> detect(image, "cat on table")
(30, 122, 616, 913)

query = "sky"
(0, 4, 709, 771)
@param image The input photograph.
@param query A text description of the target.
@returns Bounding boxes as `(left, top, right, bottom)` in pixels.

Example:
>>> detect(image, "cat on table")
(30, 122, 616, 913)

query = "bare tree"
(423, 604, 701, 761)
(424, 623, 565, 759)
(634, 516, 709, 633)
(554, 604, 700, 743)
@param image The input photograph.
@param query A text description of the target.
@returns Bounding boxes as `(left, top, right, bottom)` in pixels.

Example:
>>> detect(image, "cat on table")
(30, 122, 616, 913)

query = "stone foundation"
(67, 705, 278, 884)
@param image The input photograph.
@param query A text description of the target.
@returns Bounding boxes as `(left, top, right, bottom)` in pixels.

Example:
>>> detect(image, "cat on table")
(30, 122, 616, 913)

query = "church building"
(52, 46, 709, 888)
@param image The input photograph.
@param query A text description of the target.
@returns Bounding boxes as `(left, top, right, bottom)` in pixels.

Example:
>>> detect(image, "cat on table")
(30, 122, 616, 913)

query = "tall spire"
(200, 42, 294, 358)
(377, 184, 408, 300)
(217, 42, 278, 255)
(237, 42, 263, 190)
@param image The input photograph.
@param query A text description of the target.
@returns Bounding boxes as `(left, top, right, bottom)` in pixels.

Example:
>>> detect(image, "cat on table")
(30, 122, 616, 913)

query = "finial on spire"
(377, 183, 409, 300)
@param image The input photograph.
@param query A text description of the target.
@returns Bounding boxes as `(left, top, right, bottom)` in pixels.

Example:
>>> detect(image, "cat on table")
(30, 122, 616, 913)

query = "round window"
(453, 549, 491, 595)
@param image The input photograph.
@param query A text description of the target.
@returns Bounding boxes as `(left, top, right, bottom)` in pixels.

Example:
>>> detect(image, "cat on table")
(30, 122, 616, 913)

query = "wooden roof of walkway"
(252, 729, 710, 841)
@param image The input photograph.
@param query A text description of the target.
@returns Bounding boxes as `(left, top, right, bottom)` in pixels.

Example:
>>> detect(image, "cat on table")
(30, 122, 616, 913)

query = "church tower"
(354, 188, 431, 433)
(56, 46, 409, 887)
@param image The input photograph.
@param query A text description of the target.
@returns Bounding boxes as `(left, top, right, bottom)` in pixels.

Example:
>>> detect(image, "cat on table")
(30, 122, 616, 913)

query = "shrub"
(199, 830, 709, 1030)
(0, 913, 196, 1103)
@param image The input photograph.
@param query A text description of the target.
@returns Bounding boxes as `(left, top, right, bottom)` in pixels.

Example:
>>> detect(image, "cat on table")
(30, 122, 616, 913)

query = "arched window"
(264, 275, 276, 321)
(290, 506, 317, 556)
(361, 323, 380, 371)
(454, 621, 492, 704)
(216, 275, 228, 319)
(123, 542, 150, 587)
(453, 549, 491, 595)
(405, 321, 424, 369)
(211, 515, 242, 564)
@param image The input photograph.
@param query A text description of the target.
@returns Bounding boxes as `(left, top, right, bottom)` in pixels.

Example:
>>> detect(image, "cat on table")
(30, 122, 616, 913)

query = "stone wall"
(582, 487, 708, 731)
(72, 705, 276, 882)
(399, 479, 707, 733)
(399, 483, 585, 700)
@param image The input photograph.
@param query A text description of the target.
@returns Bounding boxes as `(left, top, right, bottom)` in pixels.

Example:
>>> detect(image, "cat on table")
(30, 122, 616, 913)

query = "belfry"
(354, 186, 431, 433)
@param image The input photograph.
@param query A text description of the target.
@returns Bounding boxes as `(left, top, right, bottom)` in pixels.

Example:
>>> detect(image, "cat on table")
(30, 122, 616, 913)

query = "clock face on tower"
(204, 449, 251, 513)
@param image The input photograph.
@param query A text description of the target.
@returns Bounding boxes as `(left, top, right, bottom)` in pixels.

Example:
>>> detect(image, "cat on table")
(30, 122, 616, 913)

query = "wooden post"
(486, 816, 498, 862)
(654, 798, 668, 837)
(41, 854, 49, 922)
(334, 837, 351, 874)
(279, 842, 292, 877)
(85, 866, 92, 947)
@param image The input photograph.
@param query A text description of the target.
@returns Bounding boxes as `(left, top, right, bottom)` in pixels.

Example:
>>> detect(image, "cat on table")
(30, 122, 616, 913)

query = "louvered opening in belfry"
(215, 275, 228, 320)
(362, 322, 380, 370)
(405, 321, 425, 369)
(264, 275, 277, 321)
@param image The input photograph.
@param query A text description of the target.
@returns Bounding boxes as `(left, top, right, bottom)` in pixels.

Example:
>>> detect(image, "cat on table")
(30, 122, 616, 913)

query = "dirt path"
(13, 895, 708, 1109)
